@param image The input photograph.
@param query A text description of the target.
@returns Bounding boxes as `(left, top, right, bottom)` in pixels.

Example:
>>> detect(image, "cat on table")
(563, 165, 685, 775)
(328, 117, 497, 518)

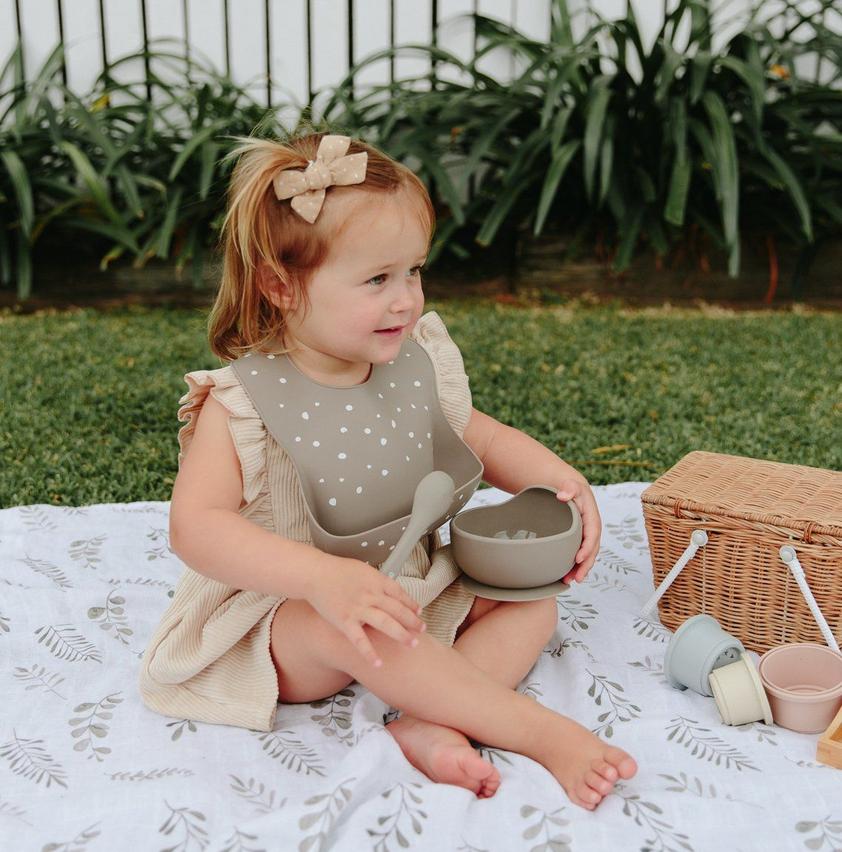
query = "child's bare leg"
(273, 599, 636, 810)
(387, 598, 556, 798)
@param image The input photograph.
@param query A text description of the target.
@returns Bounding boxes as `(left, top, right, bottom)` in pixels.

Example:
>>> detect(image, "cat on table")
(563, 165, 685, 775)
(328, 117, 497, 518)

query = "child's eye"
(366, 265, 425, 287)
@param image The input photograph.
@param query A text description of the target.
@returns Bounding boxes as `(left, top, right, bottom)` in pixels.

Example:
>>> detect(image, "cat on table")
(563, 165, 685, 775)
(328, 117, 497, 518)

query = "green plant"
(0, 39, 287, 300)
(323, 0, 842, 282)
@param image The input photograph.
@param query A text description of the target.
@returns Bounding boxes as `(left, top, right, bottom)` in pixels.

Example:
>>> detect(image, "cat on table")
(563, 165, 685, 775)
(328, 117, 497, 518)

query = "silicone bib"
(230, 339, 483, 565)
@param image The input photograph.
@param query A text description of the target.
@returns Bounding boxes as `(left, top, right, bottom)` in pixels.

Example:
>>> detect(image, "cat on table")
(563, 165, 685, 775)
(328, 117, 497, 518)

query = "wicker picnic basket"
(641, 451, 842, 654)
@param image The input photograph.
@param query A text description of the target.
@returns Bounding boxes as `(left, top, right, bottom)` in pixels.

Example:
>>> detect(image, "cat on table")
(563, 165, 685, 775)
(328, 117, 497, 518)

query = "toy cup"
(664, 614, 745, 697)
(758, 643, 842, 734)
(708, 652, 773, 725)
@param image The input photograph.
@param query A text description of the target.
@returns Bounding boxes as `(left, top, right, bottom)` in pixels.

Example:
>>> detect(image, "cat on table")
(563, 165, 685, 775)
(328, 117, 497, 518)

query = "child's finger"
(379, 594, 426, 634)
(349, 625, 383, 668)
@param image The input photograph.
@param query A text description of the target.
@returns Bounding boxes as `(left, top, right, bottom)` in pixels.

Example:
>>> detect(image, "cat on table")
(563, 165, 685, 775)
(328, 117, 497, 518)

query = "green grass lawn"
(1, 298, 840, 507)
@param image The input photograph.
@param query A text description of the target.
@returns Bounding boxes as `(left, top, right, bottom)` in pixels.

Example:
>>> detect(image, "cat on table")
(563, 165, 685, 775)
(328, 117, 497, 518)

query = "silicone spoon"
(379, 471, 455, 578)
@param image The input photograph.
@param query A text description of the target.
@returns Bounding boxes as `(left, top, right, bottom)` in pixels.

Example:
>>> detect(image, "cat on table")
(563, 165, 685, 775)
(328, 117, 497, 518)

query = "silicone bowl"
(449, 485, 582, 589)
(758, 643, 842, 734)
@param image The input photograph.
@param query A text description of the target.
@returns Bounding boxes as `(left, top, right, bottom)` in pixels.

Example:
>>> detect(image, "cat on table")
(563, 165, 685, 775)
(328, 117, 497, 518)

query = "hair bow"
(272, 134, 368, 223)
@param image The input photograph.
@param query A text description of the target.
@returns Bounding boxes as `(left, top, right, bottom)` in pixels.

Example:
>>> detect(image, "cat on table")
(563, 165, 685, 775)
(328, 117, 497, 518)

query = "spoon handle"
(379, 519, 428, 578)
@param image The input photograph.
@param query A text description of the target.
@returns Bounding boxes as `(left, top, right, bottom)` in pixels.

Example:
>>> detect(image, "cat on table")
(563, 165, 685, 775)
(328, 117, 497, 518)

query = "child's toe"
(592, 758, 618, 782)
(585, 769, 613, 796)
(606, 746, 638, 779)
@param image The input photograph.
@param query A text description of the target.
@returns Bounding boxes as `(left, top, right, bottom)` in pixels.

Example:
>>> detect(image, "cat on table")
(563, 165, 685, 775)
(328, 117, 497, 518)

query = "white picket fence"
(1, 0, 764, 114)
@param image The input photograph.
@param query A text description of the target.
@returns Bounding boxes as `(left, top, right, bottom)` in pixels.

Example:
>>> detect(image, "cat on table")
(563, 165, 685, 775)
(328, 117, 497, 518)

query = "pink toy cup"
(758, 643, 842, 734)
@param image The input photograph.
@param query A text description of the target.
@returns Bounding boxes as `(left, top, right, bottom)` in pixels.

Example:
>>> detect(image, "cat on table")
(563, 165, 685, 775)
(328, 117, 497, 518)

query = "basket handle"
(779, 545, 840, 653)
(640, 529, 708, 618)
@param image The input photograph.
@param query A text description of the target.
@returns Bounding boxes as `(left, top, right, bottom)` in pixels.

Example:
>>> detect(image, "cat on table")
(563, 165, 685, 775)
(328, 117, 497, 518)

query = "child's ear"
(257, 262, 297, 311)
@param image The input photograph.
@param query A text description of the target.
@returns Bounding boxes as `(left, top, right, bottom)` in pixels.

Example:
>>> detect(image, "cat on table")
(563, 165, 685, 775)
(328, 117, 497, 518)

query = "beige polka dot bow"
(272, 134, 368, 223)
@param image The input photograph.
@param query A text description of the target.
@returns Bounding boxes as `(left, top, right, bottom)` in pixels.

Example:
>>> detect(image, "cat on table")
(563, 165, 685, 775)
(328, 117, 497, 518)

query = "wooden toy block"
(816, 704, 842, 769)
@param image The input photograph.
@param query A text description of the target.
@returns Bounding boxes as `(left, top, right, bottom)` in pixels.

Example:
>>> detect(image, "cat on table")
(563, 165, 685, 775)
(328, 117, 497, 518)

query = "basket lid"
(642, 451, 842, 540)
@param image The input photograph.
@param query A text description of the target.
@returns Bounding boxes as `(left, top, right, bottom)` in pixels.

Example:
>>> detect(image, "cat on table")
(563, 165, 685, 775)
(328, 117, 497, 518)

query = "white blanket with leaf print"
(1, 483, 840, 852)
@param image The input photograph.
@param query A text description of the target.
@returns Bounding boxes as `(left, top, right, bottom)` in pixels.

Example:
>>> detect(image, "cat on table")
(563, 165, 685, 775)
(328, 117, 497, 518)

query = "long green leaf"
(0, 149, 34, 236)
(168, 119, 227, 182)
(534, 140, 581, 236)
(701, 91, 740, 275)
(664, 98, 690, 226)
(156, 186, 184, 259)
(583, 76, 611, 202)
(757, 143, 813, 241)
(59, 140, 123, 226)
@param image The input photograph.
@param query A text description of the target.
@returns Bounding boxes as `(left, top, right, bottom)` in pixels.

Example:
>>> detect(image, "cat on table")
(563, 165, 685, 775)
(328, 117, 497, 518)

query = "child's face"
(281, 189, 429, 383)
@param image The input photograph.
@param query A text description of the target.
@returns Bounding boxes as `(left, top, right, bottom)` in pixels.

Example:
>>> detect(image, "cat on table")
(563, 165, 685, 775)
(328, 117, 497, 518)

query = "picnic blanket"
(1, 483, 840, 851)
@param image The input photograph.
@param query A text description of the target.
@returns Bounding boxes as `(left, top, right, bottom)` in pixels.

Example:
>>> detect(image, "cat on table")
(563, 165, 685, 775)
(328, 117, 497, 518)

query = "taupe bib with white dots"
(231, 340, 483, 566)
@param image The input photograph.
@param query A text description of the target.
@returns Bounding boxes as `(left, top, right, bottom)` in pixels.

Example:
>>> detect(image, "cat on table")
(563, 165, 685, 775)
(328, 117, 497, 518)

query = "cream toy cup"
(449, 485, 582, 601)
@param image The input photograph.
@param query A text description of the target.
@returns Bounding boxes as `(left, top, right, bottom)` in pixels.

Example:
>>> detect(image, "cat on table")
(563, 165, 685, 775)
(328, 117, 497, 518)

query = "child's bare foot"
(537, 716, 637, 810)
(386, 715, 501, 798)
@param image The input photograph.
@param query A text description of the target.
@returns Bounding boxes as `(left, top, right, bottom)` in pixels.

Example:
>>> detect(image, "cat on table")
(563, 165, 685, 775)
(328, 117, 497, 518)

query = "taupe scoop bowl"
(450, 485, 582, 601)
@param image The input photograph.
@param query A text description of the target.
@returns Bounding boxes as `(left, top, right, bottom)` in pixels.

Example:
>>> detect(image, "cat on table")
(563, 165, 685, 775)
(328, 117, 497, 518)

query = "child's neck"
(287, 350, 372, 387)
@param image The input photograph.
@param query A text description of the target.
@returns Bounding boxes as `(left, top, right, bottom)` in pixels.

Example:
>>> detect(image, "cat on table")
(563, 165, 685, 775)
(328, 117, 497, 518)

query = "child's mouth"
(375, 326, 404, 335)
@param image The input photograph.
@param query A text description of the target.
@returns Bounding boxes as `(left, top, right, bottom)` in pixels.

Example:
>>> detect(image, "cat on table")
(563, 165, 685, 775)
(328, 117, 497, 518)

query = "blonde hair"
(207, 130, 436, 362)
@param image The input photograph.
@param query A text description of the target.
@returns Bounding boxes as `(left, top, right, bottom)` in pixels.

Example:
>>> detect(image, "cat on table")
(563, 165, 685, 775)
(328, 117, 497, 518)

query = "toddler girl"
(139, 130, 637, 809)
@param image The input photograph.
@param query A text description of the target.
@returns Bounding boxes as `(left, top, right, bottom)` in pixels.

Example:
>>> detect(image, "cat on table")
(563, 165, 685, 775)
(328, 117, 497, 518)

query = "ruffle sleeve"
(409, 311, 473, 437)
(176, 366, 273, 530)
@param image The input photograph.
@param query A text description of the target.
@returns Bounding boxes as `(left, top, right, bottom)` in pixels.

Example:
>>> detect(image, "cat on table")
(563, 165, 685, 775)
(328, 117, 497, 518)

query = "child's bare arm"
(168, 393, 425, 665)
(169, 392, 332, 599)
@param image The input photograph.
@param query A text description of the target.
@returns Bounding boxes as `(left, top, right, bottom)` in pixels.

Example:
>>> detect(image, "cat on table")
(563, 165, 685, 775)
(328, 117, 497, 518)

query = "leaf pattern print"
(0, 612, 10, 634)
(586, 671, 641, 738)
(87, 589, 133, 646)
(229, 775, 287, 815)
(18, 505, 59, 531)
(167, 719, 200, 741)
(298, 777, 355, 852)
(159, 801, 209, 851)
(616, 786, 693, 852)
(218, 826, 264, 852)
(665, 717, 759, 771)
(19, 555, 71, 590)
(40, 821, 101, 851)
(366, 781, 427, 852)
(68, 692, 122, 761)
(796, 817, 842, 850)
(556, 596, 598, 632)
(605, 516, 647, 550)
(588, 571, 633, 595)
(659, 772, 761, 809)
(146, 525, 174, 561)
(519, 804, 571, 852)
(546, 636, 596, 662)
(252, 730, 326, 776)
(0, 731, 68, 788)
(68, 535, 106, 570)
(632, 615, 671, 643)
(109, 768, 195, 781)
(34, 624, 102, 662)
(309, 688, 356, 744)
(597, 547, 642, 576)
(13, 663, 67, 698)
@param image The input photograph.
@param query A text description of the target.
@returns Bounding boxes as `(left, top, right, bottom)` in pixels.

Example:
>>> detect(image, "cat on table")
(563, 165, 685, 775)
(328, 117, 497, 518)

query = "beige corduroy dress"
(138, 311, 478, 732)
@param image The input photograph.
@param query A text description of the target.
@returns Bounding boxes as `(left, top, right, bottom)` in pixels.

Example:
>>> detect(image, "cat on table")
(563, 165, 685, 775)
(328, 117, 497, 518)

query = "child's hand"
(555, 479, 601, 584)
(307, 556, 427, 668)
